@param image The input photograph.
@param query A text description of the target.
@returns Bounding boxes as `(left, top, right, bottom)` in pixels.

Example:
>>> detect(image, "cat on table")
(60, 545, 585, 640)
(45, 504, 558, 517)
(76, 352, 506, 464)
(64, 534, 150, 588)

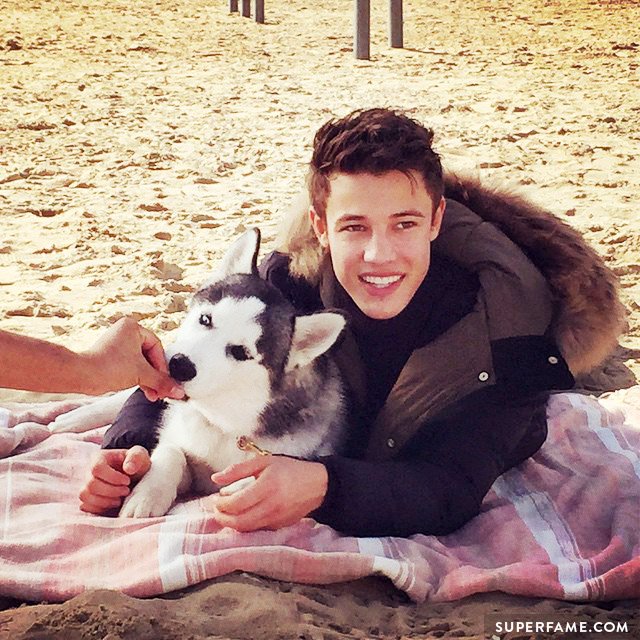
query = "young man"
(80, 109, 578, 535)
(0, 317, 184, 401)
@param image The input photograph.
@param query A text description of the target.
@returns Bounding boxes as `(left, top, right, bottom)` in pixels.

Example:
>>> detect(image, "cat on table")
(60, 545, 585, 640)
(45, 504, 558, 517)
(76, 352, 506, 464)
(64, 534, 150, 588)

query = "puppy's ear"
(201, 228, 261, 286)
(285, 312, 346, 371)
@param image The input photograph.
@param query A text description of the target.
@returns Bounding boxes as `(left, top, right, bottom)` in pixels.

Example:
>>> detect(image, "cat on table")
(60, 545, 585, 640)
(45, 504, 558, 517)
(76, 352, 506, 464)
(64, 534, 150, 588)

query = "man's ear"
(430, 197, 446, 241)
(309, 207, 329, 248)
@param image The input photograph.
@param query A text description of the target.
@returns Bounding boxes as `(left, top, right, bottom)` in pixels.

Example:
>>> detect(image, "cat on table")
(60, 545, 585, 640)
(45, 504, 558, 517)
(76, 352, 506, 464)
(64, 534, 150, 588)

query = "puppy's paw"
(119, 487, 175, 518)
(49, 392, 129, 433)
(218, 476, 256, 496)
(49, 390, 132, 433)
(49, 405, 105, 433)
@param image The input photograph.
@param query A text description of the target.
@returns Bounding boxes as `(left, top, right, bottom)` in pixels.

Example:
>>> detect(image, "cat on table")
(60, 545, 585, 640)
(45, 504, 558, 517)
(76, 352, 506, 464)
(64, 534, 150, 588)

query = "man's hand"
(79, 446, 152, 514)
(83, 317, 184, 401)
(203, 456, 328, 532)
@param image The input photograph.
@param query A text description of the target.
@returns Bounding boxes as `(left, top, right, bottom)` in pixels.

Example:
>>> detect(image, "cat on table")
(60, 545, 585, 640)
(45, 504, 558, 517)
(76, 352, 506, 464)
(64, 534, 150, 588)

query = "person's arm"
(0, 318, 183, 401)
(310, 390, 550, 537)
(205, 390, 550, 536)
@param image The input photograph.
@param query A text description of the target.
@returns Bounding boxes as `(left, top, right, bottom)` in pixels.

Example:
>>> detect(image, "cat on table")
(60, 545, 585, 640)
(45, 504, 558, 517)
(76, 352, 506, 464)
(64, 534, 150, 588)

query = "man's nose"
(363, 232, 395, 263)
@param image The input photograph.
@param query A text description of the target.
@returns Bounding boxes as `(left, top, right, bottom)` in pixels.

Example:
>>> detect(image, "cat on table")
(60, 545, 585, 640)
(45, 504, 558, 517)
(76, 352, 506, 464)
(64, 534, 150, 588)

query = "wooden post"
(354, 0, 370, 60)
(389, 0, 403, 48)
(241, 0, 250, 17)
(254, 0, 264, 23)
(229, 0, 238, 12)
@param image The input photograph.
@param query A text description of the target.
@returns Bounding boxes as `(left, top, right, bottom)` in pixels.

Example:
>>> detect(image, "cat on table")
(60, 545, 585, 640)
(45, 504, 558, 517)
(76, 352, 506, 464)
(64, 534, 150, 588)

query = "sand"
(0, 0, 639, 637)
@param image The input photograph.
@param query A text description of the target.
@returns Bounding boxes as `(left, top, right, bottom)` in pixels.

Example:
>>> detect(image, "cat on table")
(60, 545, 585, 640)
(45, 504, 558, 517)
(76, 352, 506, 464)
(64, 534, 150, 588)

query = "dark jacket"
(104, 177, 624, 537)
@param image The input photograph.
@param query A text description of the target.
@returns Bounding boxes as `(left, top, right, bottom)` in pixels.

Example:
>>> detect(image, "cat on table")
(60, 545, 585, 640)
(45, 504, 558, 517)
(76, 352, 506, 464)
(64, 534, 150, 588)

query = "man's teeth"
(361, 275, 402, 286)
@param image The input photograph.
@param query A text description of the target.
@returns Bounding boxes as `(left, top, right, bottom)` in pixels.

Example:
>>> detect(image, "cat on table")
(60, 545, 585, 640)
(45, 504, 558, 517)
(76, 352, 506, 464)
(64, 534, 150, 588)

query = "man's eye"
(340, 224, 366, 233)
(397, 220, 417, 230)
(199, 314, 213, 328)
(227, 345, 252, 361)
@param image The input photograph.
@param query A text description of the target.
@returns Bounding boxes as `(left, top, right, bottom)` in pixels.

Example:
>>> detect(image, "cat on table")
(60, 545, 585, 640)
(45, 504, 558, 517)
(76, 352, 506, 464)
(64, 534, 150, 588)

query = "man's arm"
(0, 318, 183, 401)
(204, 390, 549, 537)
(310, 390, 550, 537)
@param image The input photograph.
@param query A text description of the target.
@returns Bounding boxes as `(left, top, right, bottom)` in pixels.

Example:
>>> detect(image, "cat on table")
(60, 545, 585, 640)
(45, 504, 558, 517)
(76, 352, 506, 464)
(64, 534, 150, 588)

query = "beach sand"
(0, 0, 639, 637)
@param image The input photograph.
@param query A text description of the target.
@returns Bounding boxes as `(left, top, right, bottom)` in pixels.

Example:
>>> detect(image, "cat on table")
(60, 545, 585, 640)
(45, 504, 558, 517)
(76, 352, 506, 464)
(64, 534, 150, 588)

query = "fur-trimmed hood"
(276, 173, 627, 376)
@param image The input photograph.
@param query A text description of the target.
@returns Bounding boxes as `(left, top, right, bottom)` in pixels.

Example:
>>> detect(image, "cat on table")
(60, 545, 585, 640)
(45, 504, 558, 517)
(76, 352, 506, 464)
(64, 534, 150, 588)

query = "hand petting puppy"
(85, 317, 184, 401)
(0, 317, 184, 401)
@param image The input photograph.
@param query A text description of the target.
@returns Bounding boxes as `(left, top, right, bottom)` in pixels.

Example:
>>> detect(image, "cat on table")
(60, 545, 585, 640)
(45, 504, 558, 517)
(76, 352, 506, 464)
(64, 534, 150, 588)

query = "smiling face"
(310, 171, 445, 320)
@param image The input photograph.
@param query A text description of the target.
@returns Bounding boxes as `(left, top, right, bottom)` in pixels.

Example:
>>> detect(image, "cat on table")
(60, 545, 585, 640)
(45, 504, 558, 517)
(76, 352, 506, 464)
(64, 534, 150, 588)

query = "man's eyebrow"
(392, 210, 426, 218)
(335, 210, 426, 223)
(334, 214, 366, 224)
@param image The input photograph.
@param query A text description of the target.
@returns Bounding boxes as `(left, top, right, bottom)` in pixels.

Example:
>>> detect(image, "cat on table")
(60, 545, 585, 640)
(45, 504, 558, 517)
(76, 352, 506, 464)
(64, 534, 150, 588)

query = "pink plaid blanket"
(1, 390, 639, 603)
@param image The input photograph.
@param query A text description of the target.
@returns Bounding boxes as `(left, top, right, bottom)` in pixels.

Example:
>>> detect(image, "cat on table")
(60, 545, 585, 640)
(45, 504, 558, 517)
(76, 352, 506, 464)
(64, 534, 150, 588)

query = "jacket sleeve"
(101, 388, 163, 451)
(311, 389, 549, 537)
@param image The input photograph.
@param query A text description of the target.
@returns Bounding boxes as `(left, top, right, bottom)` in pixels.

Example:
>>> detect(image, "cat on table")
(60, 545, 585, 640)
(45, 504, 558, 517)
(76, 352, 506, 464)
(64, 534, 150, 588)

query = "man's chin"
(357, 299, 404, 320)
(353, 281, 412, 316)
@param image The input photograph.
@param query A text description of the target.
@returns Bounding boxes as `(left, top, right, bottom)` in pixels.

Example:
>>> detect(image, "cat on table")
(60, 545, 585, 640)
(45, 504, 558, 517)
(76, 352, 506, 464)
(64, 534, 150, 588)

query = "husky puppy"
(53, 229, 347, 518)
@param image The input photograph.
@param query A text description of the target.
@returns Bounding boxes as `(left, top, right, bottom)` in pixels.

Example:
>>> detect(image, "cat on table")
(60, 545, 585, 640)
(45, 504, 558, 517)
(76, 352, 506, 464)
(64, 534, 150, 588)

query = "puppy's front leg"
(49, 389, 134, 433)
(119, 444, 188, 518)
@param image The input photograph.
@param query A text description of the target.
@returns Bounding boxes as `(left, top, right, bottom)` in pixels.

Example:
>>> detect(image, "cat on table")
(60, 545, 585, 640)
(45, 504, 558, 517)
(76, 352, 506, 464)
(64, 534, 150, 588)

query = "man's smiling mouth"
(360, 274, 403, 287)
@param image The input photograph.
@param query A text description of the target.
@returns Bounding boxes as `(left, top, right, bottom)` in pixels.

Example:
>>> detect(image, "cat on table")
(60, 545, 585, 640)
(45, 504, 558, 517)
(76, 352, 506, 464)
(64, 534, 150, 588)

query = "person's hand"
(83, 317, 185, 401)
(79, 446, 152, 514)
(203, 456, 328, 531)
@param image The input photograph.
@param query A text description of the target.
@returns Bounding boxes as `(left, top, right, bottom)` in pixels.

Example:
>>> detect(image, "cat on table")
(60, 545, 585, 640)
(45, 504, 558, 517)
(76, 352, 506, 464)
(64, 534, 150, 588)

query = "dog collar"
(236, 436, 271, 456)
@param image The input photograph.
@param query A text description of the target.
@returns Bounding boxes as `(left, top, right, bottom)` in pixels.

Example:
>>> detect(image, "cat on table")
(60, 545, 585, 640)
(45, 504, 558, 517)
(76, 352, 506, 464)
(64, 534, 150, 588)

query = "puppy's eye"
(199, 314, 212, 328)
(227, 345, 252, 361)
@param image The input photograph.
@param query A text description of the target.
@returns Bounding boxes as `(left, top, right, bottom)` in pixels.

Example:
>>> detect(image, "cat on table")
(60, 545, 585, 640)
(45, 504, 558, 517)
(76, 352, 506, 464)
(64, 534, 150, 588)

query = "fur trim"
(275, 189, 325, 285)
(443, 172, 627, 375)
(275, 174, 627, 375)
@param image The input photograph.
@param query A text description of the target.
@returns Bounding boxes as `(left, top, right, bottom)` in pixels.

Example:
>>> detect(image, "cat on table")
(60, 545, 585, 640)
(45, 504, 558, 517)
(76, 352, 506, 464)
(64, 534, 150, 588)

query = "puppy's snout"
(169, 354, 197, 382)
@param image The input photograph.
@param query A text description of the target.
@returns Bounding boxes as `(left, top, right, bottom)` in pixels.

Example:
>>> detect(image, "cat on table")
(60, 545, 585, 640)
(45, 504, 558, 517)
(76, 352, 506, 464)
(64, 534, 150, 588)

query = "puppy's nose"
(169, 354, 196, 382)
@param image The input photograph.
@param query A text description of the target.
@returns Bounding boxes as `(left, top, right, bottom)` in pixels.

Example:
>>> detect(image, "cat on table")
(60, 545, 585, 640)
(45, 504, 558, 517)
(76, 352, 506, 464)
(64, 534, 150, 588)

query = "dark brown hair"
(308, 108, 443, 217)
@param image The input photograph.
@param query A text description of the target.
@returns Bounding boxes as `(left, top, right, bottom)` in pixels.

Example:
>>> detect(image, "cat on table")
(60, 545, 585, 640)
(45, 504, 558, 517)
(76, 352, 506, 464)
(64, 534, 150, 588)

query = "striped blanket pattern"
(0, 389, 639, 603)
